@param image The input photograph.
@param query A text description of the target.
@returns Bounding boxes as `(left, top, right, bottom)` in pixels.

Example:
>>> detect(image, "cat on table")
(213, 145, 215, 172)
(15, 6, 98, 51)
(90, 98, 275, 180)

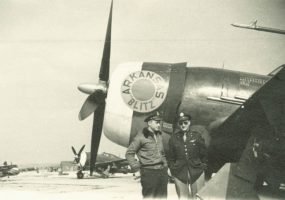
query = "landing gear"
(77, 170, 84, 179)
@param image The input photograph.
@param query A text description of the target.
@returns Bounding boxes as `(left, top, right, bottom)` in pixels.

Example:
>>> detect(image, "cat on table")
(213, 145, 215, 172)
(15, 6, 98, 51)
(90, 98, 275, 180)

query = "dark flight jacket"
(168, 128, 207, 184)
(126, 127, 168, 170)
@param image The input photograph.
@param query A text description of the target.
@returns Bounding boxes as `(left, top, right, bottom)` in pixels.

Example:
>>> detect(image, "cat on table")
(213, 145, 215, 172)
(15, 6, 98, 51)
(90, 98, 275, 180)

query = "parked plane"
(0, 162, 20, 178)
(71, 145, 130, 179)
(78, 1, 284, 198)
(231, 20, 285, 35)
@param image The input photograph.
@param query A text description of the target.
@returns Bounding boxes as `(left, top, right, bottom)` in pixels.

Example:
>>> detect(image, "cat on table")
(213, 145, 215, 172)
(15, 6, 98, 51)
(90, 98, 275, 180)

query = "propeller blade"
(99, 0, 113, 82)
(78, 90, 106, 121)
(87, 0, 113, 176)
(71, 146, 77, 155)
(78, 145, 86, 155)
(90, 103, 106, 175)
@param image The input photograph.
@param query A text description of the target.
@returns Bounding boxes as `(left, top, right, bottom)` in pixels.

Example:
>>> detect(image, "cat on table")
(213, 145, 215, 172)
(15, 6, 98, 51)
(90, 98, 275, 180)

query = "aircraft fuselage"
(0, 165, 20, 177)
(103, 62, 270, 152)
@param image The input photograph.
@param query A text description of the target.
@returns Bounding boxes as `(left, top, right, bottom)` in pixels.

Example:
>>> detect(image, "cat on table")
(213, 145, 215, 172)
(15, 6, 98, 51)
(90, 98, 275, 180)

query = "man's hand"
(130, 163, 140, 173)
(201, 163, 207, 170)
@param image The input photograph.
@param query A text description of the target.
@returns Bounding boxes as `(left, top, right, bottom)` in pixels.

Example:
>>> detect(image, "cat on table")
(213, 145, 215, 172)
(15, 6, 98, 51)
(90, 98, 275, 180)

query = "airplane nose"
(10, 167, 20, 175)
(103, 62, 143, 147)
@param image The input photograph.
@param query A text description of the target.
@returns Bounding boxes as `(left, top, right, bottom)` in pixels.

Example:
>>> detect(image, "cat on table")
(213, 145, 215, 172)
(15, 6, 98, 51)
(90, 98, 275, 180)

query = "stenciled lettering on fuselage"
(240, 76, 267, 87)
(121, 70, 168, 113)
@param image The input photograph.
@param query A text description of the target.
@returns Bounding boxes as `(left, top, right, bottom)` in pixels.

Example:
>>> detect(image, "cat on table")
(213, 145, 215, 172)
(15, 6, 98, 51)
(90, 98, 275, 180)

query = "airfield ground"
(0, 171, 178, 200)
(0, 170, 284, 200)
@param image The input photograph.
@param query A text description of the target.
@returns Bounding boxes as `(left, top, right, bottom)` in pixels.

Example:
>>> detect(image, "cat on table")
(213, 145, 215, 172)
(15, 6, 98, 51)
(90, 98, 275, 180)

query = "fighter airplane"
(71, 145, 130, 179)
(231, 20, 285, 35)
(78, 1, 284, 199)
(0, 162, 20, 178)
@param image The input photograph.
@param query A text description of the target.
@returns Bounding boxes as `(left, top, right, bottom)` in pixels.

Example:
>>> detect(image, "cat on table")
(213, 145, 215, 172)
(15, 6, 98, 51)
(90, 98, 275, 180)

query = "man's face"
(178, 120, 191, 132)
(148, 120, 161, 132)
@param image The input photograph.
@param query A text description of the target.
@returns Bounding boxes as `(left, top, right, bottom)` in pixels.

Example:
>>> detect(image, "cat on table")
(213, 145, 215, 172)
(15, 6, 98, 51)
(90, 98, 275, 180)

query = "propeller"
(78, 1, 113, 176)
(79, 90, 106, 120)
(71, 145, 86, 164)
(71, 146, 77, 155)
(78, 145, 86, 155)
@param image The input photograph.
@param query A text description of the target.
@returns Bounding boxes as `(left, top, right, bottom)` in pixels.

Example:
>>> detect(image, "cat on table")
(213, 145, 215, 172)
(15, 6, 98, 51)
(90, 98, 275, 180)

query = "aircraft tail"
(250, 20, 258, 28)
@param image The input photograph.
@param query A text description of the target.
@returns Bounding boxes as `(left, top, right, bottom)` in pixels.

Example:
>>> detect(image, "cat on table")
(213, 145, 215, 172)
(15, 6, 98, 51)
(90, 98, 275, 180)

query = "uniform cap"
(178, 112, 191, 122)
(144, 112, 162, 122)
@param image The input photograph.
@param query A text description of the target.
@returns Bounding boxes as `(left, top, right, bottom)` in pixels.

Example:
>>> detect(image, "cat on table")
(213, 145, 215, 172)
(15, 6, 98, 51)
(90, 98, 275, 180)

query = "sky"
(0, 0, 284, 165)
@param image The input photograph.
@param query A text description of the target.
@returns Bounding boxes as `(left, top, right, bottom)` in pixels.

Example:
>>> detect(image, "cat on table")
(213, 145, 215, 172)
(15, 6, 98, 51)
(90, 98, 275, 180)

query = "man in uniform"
(168, 112, 207, 199)
(125, 112, 168, 199)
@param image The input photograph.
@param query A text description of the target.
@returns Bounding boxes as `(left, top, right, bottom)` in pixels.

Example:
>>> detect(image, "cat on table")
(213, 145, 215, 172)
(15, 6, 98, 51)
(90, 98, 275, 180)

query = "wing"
(94, 159, 128, 168)
(208, 65, 285, 172)
(200, 66, 285, 199)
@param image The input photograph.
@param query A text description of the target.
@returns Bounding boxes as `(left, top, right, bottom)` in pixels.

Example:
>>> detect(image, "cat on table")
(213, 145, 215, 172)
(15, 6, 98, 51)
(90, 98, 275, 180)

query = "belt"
(141, 162, 164, 167)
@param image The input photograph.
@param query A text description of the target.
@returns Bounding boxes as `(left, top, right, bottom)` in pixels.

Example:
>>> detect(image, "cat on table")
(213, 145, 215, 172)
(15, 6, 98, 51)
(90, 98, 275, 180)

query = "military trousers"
(174, 171, 205, 199)
(140, 167, 168, 199)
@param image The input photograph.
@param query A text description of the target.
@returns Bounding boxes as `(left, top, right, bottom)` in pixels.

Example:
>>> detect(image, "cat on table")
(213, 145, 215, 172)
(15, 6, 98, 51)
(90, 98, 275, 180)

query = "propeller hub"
(78, 83, 107, 95)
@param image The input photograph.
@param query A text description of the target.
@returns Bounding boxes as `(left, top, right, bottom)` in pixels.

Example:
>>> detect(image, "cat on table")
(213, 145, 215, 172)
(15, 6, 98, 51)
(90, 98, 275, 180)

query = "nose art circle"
(131, 79, 155, 101)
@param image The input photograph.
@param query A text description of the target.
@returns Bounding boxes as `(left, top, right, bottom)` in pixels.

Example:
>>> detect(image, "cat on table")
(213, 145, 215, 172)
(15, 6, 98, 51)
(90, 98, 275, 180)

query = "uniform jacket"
(125, 127, 167, 170)
(168, 127, 207, 184)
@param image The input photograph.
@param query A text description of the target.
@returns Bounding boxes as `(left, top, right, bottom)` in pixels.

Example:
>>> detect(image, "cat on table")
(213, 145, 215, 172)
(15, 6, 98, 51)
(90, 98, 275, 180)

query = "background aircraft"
(78, 1, 284, 199)
(0, 162, 20, 178)
(231, 20, 285, 35)
(71, 145, 130, 179)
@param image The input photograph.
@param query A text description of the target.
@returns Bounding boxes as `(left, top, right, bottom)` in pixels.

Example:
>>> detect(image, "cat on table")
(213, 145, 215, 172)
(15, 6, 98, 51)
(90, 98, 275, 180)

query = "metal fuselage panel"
(180, 67, 269, 128)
